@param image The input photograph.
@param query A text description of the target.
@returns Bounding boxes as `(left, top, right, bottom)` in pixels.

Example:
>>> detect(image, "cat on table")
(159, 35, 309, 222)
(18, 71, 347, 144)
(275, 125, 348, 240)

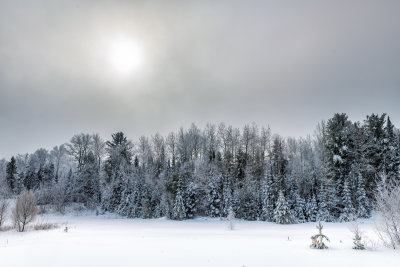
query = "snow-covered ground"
(0, 212, 398, 267)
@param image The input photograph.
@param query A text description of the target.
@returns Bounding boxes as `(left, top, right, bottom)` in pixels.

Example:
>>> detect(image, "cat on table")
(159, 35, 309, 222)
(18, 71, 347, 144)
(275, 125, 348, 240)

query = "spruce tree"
(305, 195, 318, 222)
(206, 174, 222, 217)
(353, 230, 365, 250)
(222, 177, 232, 217)
(185, 182, 197, 219)
(261, 175, 275, 221)
(310, 221, 329, 249)
(356, 172, 370, 218)
(316, 182, 332, 222)
(173, 186, 186, 220)
(273, 190, 295, 224)
(385, 117, 400, 183)
(293, 192, 306, 223)
(339, 177, 355, 222)
(6, 156, 17, 193)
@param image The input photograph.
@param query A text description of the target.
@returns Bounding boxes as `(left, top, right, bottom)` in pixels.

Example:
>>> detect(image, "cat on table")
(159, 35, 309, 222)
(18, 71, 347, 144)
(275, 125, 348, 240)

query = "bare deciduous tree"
(12, 190, 38, 232)
(375, 174, 400, 249)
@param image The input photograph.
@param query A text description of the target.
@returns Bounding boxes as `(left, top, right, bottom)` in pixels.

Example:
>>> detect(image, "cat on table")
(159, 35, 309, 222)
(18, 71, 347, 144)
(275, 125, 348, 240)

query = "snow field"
(0, 214, 398, 267)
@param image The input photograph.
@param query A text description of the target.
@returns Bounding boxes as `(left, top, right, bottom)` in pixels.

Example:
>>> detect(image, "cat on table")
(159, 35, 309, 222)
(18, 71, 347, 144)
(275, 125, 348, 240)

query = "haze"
(0, 0, 399, 159)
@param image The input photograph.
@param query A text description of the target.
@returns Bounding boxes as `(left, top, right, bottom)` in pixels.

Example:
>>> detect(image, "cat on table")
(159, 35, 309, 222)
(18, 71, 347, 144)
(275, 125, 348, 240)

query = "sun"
(108, 37, 144, 75)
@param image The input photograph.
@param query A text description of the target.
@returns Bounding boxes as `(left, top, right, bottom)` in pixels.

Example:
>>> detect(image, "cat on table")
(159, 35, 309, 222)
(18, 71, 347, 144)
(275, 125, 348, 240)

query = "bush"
(0, 225, 13, 232)
(12, 190, 38, 232)
(33, 222, 58, 231)
(375, 174, 400, 249)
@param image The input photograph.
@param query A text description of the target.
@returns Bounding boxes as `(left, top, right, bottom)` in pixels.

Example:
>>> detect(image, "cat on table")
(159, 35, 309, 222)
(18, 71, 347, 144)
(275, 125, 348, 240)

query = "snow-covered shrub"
(12, 190, 38, 232)
(33, 222, 58, 231)
(375, 174, 400, 249)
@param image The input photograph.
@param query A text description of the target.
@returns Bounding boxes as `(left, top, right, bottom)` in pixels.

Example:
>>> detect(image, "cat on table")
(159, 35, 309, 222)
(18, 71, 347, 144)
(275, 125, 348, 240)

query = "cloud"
(0, 0, 399, 158)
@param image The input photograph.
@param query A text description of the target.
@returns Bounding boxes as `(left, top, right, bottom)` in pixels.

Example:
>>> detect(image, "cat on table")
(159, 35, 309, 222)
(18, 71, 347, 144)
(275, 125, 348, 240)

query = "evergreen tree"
(316, 182, 332, 222)
(310, 221, 329, 249)
(222, 176, 233, 217)
(104, 132, 133, 183)
(356, 172, 370, 218)
(325, 113, 354, 218)
(206, 173, 222, 217)
(273, 190, 295, 224)
(271, 136, 287, 193)
(362, 114, 387, 197)
(305, 195, 318, 222)
(339, 177, 355, 222)
(293, 192, 306, 223)
(385, 117, 400, 183)
(75, 152, 101, 206)
(6, 156, 17, 193)
(185, 182, 197, 219)
(353, 230, 365, 250)
(261, 177, 275, 221)
(173, 185, 186, 220)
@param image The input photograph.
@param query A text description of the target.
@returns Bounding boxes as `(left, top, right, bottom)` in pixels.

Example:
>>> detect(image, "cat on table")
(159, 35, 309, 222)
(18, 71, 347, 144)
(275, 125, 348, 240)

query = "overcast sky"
(0, 0, 399, 159)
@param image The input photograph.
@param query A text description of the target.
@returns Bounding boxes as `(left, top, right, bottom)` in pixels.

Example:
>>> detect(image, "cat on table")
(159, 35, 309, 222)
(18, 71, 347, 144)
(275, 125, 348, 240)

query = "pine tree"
(362, 114, 387, 197)
(310, 221, 330, 249)
(273, 190, 295, 224)
(325, 113, 354, 217)
(104, 132, 133, 183)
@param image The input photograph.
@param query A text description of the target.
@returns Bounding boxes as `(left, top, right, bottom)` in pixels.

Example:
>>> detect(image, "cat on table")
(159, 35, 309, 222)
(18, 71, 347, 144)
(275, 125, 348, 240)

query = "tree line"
(0, 113, 399, 224)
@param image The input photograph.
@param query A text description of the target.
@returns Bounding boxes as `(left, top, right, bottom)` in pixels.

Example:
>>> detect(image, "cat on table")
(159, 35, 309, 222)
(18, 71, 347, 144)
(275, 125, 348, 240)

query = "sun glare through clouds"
(108, 36, 144, 75)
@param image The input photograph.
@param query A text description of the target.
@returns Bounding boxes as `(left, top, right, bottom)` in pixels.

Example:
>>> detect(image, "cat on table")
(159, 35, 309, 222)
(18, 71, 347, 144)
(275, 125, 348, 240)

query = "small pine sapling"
(350, 222, 365, 250)
(310, 221, 329, 249)
(353, 231, 365, 250)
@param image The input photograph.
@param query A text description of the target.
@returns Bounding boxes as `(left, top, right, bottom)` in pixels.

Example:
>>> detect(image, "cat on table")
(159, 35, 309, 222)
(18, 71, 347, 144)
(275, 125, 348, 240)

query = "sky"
(0, 0, 399, 159)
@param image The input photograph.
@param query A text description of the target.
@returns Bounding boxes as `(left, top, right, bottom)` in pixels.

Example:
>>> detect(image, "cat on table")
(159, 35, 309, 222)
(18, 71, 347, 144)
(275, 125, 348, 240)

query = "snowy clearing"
(0, 213, 398, 267)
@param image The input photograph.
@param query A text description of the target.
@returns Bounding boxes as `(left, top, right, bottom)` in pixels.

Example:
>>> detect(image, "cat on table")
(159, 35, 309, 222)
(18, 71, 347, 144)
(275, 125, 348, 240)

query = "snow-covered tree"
(356, 172, 370, 218)
(6, 157, 17, 193)
(310, 221, 329, 249)
(293, 192, 306, 223)
(339, 177, 355, 222)
(173, 185, 186, 220)
(350, 223, 365, 250)
(273, 190, 295, 224)
(1, 115, 398, 223)
(261, 174, 275, 221)
(316, 182, 332, 222)
(305, 195, 318, 222)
